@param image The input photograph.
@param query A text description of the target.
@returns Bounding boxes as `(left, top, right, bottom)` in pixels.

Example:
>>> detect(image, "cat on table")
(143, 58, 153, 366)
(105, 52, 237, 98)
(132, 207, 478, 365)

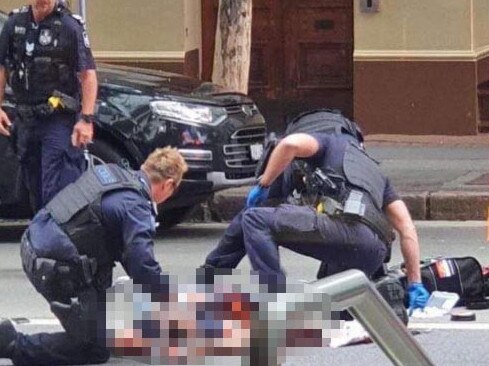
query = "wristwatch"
(81, 114, 95, 124)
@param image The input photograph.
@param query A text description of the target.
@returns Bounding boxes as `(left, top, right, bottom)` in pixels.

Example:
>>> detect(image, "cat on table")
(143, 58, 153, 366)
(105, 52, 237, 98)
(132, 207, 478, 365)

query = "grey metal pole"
(78, 0, 86, 20)
(311, 270, 434, 366)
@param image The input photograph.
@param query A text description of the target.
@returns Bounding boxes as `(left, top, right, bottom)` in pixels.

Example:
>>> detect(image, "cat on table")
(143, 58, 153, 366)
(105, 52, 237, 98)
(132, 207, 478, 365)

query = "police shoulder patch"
(82, 31, 90, 48)
(94, 165, 121, 186)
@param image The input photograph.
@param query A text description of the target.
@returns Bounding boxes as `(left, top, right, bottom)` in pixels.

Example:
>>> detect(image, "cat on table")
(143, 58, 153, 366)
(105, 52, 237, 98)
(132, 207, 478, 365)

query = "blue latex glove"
(407, 282, 430, 315)
(246, 185, 269, 207)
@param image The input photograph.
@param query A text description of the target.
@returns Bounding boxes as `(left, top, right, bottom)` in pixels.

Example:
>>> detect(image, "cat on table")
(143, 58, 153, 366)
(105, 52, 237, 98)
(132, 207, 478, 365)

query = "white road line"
(13, 319, 60, 326)
(409, 322, 489, 330)
(16, 319, 489, 331)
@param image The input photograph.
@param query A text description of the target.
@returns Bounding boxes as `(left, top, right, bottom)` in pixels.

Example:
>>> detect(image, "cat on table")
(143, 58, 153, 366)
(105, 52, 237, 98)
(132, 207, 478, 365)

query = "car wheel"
(158, 206, 195, 229)
(86, 140, 129, 167)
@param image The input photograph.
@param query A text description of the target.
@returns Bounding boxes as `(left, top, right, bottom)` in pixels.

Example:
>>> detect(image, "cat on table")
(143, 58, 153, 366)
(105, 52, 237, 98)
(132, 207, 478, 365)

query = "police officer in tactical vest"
(0, 0, 97, 211)
(0, 147, 187, 365)
(204, 113, 430, 312)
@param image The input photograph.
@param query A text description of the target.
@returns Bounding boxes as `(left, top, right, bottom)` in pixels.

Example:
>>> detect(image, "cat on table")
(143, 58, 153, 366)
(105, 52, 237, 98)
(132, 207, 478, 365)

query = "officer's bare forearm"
(0, 66, 7, 106)
(79, 69, 97, 115)
(386, 200, 421, 283)
(260, 133, 319, 187)
(399, 227, 421, 283)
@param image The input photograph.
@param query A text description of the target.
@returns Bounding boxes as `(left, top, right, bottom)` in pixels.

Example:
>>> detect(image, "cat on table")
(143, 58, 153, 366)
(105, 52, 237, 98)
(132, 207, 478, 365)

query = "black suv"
(0, 13, 266, 227)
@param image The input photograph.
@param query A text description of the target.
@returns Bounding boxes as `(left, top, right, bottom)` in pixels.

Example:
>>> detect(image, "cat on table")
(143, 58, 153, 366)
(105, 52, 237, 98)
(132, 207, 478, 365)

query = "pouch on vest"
(343, 143, 385, 210)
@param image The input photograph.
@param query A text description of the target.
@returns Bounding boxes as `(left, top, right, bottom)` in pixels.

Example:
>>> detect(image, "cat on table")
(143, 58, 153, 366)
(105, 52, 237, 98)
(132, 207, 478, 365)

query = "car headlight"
(150, 100, 227, 127)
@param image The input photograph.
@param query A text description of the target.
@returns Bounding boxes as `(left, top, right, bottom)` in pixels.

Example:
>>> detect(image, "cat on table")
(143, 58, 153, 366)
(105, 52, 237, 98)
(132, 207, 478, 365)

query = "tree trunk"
(212, 0, 252, 94)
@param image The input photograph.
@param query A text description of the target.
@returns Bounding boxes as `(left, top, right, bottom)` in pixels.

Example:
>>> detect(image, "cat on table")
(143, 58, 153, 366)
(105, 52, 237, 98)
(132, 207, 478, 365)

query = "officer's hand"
(407, 282, 430, 315)
(71, 120, 94, 148)
(0, 108, 12, 137)
(246, 185, 269, 207)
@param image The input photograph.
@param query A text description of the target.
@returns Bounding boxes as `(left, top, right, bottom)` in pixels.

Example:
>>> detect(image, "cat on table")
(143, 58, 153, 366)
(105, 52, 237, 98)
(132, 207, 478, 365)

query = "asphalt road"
(0, 221, 488, 365)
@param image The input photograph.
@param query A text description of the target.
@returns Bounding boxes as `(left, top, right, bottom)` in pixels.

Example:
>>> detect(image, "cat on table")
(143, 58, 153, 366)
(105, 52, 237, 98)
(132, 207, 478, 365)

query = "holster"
(318, 190, 395, 246)
(51, 90, 80, 113)
(20, 231, 98, 300)
(17, 103, 54, 124)
(21, 230, 102, 343)
(21, 232, 58, 297)
(16, 105, 37, 125)
(17, 92, 79, 122)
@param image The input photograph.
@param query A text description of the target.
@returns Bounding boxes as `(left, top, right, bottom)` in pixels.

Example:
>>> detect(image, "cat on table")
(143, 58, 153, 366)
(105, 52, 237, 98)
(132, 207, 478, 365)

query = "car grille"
(223, 126, 266, 169)
(225, 104, 259, 116)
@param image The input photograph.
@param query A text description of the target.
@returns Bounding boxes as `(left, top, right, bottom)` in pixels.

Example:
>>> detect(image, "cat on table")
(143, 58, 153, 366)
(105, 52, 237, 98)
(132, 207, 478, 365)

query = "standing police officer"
(0, 147, 188, 365)
(204, 131, 430, 312)
(0, 0, 97, 211)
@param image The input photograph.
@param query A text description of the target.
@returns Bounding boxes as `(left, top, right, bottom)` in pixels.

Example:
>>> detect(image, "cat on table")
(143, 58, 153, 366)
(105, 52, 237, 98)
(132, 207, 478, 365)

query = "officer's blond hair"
(141, 147, 188, 186)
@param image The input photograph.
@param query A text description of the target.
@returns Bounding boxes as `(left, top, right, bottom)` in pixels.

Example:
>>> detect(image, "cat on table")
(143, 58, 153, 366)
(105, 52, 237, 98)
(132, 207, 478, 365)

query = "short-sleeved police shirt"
(0, 6, 95, 72)
(270, 133, 400, 208)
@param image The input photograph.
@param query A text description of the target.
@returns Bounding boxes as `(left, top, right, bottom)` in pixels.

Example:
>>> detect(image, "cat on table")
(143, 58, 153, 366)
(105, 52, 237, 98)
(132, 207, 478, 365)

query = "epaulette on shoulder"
(70, 13, 86, 26)
(9, 6, 29, 16)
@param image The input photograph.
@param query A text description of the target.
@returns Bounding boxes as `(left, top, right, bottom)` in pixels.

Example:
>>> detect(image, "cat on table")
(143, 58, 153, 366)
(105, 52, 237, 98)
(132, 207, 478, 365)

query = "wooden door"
(202, 0, 353, 131)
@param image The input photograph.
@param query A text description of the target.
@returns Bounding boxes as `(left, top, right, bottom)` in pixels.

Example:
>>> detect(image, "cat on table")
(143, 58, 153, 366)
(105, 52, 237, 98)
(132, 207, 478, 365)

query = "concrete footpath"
(190, 134, 489, 222)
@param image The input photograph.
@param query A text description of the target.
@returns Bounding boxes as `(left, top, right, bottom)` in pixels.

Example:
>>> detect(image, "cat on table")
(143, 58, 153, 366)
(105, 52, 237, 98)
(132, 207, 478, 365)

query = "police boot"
(0, 319, 17, 358)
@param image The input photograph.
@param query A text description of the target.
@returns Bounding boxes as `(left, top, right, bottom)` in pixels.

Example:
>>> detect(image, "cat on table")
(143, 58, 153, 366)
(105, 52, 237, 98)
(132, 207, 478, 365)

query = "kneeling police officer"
(204, 128, 429, 311)
(0, 147, 187, 365)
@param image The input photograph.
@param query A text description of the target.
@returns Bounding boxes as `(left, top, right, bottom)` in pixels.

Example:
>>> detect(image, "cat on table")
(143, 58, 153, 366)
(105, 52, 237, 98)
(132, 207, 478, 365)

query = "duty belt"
(17, 91, 79, 120)
(17, 103, 57, 120)
(317, 191, 395, 245)
(20, 231, 98, 289)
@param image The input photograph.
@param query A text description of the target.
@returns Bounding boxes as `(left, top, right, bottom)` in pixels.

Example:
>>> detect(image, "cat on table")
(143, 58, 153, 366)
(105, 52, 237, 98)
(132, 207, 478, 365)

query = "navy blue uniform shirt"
(28, 171, 162, 286)
(0, 5, 95, 102)
(102, 173, 162, 284)
(269, 133, 400, 207)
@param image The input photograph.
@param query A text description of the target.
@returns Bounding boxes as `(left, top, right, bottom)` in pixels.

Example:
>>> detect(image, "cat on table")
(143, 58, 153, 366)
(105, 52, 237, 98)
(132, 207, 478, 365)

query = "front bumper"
(206, 171, 255, 190)
(178, 128, 262, 191)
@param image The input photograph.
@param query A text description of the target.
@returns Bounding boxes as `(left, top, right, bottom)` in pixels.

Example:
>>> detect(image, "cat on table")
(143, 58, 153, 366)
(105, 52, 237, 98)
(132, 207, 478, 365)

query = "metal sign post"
(78, 0, 86, 20)
(311, 269, 434, 366)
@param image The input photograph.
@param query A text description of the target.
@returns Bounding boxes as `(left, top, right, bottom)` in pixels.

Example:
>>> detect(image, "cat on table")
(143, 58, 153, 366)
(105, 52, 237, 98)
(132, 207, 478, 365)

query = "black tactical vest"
(45, 164, 149, 268)
(340, 143, 394, 242)
(342, 143, 386, 210)
(285, 109, 364, 143)
(7, 4, 78, 104)
(300, 141, 394, 243)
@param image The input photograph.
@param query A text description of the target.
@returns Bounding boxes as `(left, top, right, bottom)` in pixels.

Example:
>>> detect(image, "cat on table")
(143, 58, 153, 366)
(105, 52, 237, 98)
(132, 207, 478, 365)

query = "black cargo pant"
(13, 233, 110, 366)
(206, 204, 388, 282)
